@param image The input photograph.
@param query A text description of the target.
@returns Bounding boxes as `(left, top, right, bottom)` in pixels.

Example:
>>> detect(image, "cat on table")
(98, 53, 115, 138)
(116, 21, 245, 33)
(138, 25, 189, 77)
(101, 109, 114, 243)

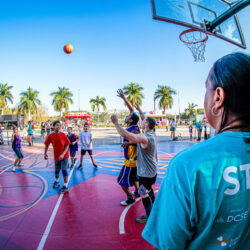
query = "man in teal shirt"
(142, 52, 250, 250)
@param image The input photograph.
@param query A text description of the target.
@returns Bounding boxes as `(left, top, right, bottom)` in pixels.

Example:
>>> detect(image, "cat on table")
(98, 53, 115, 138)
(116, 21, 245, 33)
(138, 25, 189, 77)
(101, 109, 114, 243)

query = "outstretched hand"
(117, 89, 125, 98)
(111, 115, 119, 125)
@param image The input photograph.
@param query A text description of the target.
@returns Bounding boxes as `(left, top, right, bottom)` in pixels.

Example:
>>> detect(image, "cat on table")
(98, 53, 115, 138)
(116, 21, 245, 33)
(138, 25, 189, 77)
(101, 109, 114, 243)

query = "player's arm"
(72, 135, 80, 145)
(11, 134, 14, 143)
(121, 130, 139, 148)
(135, 102, 145, 121)
(111, 115, 148, 145)
(117, 89, 134, 113)
(44, 136, 51, 160)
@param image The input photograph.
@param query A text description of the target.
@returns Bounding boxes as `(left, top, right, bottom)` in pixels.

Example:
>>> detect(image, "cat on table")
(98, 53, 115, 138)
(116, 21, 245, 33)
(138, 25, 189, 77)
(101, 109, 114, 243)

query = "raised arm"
(135, 102, 145, 121)
(111, 115, 148, 145)
(117, 89, 134, 113)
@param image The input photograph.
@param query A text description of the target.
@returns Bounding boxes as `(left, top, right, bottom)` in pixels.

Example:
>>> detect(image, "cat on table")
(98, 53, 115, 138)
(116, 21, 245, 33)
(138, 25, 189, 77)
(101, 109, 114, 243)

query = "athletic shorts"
(13, 148, 23, 159)
(117, 165, 138, 187)
(138, 175, 157, 191)
(70, 151, 77, 157)
(55, 158, 69, 174)
(170, 127, 176, 132)
(81, 149, 92, 156)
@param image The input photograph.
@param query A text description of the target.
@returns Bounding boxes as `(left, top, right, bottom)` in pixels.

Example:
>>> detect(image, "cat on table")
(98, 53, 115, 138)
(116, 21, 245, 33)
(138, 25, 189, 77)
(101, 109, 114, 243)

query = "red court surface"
(0, 141, 195, 249)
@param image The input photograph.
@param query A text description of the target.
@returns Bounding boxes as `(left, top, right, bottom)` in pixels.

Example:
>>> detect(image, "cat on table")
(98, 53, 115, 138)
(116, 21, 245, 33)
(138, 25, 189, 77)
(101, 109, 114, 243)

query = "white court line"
(119, 190, 159, 234)
(0, 166, 13, 175)
(37, 159, 77, 250)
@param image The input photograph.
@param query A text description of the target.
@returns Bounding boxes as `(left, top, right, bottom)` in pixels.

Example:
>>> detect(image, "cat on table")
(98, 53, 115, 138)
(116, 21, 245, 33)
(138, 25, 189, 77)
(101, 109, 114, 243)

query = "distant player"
(67, 127, 79, 169)
(44, 121, 71, 193)
(78, 123, 98, 169)
(27, 121, 33, 146)
(11, 127, 24, 171)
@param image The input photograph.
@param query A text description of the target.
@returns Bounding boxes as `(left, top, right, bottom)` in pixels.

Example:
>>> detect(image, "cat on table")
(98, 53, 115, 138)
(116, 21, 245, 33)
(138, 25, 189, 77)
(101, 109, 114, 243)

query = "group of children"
(9, 121, 98, 194)
(44, 121, 98, 193)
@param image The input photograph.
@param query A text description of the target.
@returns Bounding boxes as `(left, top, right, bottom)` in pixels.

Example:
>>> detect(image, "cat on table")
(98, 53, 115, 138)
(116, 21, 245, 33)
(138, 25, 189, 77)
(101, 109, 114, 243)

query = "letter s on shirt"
(223, 166, 240, 195)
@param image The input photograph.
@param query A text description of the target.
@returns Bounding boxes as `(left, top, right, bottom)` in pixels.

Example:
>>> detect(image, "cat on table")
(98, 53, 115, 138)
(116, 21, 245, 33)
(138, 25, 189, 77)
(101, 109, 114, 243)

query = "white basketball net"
(180, 30, 208, 62)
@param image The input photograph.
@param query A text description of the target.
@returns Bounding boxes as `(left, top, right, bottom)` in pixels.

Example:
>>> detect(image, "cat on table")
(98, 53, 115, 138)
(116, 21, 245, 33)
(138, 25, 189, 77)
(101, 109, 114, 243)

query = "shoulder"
(167, 134, 227, 178)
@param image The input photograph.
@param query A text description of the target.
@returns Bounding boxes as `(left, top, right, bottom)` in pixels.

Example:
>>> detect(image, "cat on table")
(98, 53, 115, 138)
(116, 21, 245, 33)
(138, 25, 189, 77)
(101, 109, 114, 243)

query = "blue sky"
(0, 0, 249, 116)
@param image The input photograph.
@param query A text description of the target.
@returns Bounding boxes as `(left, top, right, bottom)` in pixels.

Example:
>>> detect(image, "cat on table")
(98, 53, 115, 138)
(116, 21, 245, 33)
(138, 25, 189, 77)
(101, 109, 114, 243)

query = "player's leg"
(53, 161, 60, 188)
(118, 166, 136, 206)
(136, 175, 157, 223)
(17, 148, 24, 166)
(78, 150, 85, 169)
(60, 158, 69, 193)
(88, 150, 98, 168)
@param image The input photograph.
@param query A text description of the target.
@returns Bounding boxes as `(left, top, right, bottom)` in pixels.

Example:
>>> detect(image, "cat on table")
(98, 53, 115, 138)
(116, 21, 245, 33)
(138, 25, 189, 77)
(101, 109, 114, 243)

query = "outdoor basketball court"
(0, 141, 195, 250)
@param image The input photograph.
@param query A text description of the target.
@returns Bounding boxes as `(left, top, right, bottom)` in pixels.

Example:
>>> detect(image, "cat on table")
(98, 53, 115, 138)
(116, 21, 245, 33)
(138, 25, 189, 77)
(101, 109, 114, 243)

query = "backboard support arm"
(205, 0, 250, 32)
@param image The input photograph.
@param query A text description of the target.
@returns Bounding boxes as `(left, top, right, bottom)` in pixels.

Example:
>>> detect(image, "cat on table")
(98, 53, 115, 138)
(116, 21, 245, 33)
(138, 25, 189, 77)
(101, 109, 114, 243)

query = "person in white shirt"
(0, 128, 4, 145)
(78, 123, 98, 169)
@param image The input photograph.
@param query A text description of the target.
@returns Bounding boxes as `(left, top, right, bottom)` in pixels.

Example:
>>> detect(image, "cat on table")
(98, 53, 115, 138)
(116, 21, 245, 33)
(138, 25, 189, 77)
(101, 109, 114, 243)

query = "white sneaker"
(120, 196, 136, 206)
(12, 166, 16, 171)
(18, 163, 24, 166)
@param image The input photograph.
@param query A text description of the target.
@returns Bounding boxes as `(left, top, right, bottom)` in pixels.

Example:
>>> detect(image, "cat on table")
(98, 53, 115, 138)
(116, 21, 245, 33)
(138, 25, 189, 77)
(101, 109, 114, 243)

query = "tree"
(19, 87, 40, 120)
(154, 85, 176, 114)
(0, 83, 13, 115)
(32, 105, 50, 123)
(89, 96, 107, 122)
(185, 103, 198, 116)
(50, 87, 73, 120)
(123, 82, 144, 106)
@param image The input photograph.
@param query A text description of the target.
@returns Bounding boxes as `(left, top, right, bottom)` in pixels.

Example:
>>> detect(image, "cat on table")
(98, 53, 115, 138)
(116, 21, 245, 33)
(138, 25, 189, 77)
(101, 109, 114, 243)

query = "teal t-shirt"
(142, 132, 250, 250)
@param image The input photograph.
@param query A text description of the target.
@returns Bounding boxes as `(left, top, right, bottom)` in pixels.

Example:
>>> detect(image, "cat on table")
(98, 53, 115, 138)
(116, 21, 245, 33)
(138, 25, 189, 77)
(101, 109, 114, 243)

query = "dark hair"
(146, 117, 156, 130)
(130, 113, 139, 125)
(68, 127, 72, 130)
(210, 52, 250, 132)
(84, 123, 89, 127)
(53, 121, 61, 127)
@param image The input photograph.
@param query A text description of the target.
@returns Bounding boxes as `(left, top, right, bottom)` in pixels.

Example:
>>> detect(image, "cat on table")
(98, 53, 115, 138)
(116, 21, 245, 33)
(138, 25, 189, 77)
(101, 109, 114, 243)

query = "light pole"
(78, 89, 80, 112)
(178, 91, 181, 121)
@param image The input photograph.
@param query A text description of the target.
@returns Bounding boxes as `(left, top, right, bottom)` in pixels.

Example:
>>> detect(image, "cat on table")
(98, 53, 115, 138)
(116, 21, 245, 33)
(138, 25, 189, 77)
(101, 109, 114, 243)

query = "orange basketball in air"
(64, 44, 74, 54)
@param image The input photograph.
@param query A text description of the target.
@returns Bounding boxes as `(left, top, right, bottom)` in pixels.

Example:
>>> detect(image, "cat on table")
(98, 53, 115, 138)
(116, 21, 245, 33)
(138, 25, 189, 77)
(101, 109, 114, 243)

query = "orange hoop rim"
(179, 28, 208, 45)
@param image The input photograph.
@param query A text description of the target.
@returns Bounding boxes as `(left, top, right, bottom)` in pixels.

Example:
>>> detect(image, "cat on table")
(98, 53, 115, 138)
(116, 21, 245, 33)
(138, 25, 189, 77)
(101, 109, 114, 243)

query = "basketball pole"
(205, 0, 249, 32)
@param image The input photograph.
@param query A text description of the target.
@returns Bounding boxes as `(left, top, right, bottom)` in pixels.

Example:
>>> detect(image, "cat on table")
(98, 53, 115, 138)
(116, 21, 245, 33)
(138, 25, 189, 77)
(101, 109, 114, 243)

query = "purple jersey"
(67, 133, 79, 152)
(12, 134, 22, 149)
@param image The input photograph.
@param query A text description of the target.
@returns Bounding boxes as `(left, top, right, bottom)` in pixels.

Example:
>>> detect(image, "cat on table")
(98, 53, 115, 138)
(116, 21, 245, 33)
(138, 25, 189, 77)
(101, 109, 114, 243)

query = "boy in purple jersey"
(117, 89, 140, 206)
(67, 127, 80, 169)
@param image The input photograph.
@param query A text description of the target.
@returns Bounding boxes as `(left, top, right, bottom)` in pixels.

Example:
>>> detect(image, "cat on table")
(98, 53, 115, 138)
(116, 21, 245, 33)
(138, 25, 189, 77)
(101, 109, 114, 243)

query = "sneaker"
(60, 186, 68, 193)
(53, 181, 60, 189)
(70, 164, 74, 170)
(12, 166, 16, 172)
(93, 164, 98, 168)
(136, 215, 148, 223)
(120, 195, 136, 206)
(132, 189, 140, 197)
(18, 163, 24, 166)
(77, 164, 82, 170)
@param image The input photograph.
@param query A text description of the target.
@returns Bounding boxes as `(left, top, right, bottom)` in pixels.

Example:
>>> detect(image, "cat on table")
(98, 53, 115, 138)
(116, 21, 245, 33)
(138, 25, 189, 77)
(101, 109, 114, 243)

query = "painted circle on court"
(0, 170, 48, 221)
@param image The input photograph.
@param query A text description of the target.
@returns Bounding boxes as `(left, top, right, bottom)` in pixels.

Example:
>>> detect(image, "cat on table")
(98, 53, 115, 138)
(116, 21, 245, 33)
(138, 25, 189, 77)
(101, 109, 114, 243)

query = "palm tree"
(154, 85, 176, 114)
(123, 82, 144, 106)
(18, 87, 41, 120)
(185, 102, 198, 116)
(50, 87, 73, 120)
(90, 96, 107, 122)
(0, 83, 13, 115)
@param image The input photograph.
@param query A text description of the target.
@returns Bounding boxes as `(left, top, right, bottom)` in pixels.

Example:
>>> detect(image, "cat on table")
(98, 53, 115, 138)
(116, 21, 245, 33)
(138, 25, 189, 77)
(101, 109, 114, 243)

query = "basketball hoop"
(179, 29, 208, 62)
